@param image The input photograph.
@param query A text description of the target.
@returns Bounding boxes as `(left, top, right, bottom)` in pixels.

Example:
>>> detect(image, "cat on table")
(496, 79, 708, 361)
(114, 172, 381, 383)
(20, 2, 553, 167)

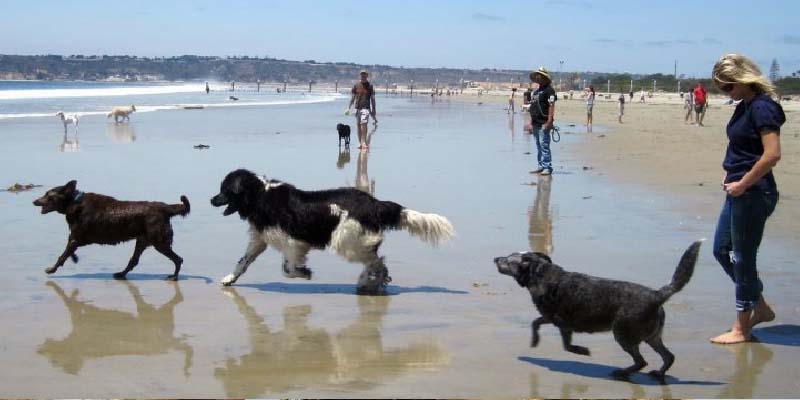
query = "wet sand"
(1, 95, 799, 397)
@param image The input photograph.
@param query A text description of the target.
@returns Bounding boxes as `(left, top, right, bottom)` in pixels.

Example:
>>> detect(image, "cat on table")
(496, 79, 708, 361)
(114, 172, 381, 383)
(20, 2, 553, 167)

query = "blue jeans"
(712, 188, 778, 311)
(531, 125, 552, 171)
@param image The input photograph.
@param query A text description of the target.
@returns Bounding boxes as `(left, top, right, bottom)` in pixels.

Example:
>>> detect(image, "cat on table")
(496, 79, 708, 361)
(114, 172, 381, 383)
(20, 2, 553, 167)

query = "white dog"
(107, 105, 137, 123)
(55, 112, 79, 134)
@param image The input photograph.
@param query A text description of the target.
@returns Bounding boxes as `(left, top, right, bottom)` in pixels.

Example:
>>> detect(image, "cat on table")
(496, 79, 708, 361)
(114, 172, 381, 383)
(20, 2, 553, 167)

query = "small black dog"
(33, 180, 190, 280)
(337, 123, 351, 147)
(495, 240, 702, 379)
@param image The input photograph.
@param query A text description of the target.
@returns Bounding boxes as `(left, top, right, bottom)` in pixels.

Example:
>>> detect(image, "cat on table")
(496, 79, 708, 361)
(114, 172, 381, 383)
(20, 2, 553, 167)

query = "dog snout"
(210, 193, 227, 206)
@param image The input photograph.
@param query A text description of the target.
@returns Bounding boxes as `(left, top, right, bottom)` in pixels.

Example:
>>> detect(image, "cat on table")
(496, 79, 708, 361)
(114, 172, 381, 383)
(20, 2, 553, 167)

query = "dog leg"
(356, 256, 391, 295)
(559, 328, 591, 356)
(611, 338, 647, 378)
(114, 238, 148, 280)
(645, 335, 674, 380)
(222, 239, 267, 286)
(153, 243, 183, 281)
(46, 240, 79, 274)
(531, 316, 550, 347)
(281, 243, 312, 279)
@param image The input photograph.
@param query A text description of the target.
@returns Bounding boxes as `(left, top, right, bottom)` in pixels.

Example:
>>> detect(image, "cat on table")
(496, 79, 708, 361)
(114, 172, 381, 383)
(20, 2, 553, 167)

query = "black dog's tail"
(166, 195, 191, 217)
(657, 240, 703, 302)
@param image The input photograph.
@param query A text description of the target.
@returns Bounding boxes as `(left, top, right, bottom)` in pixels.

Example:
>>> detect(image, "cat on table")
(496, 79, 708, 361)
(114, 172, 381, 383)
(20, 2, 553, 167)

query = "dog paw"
(164, 275, 179, 281)
(44, 267, 57, 274)
(530, 336, 540, 347)
(568, 345, 591, 356)
(647, 370, 667, 382)
(112, 272, 128, 280)
(220, 274, 236, 286)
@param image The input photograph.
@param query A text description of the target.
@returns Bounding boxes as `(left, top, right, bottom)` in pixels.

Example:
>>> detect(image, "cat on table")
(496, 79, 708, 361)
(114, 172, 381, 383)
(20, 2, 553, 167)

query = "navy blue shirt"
(723, 94, 785, 190)
(529, 84, 556, 125)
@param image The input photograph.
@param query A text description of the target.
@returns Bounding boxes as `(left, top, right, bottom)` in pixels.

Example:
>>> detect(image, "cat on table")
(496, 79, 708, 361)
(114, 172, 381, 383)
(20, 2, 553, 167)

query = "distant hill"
(2, 54, 798, 94)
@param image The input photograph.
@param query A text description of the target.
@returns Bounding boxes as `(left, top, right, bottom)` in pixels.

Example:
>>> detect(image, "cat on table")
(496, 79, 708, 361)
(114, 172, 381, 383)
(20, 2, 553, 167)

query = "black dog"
(33, 180, 190, 280)
(210, 169, 453, 294)
(337, 123, 351, 147)
(495, 240, 702, 379)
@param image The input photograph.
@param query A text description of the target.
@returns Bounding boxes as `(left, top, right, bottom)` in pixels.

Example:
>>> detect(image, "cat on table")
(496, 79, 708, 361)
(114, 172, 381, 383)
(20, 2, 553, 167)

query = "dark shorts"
(695, 104, 705, 113)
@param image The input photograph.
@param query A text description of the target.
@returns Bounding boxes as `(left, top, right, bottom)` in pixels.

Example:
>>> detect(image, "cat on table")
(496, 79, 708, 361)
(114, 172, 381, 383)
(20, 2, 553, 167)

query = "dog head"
(494, 251, 553, 287)
(210, 169, 266, 218)
(33, 180, 79, 214)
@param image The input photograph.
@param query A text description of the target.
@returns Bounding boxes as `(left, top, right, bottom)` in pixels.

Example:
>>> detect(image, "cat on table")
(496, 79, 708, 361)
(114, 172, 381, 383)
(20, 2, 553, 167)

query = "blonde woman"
(710, 54, 786, 344)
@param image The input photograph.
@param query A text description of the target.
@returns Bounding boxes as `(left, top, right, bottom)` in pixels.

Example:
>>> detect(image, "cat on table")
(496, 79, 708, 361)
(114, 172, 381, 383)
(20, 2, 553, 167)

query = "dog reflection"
(106, 122, 137, 143)
(38, 281, 192, 376)
(215, 289, 448, 397)
(355, 149, 375, 195)
(528, 175, 553, 255)
(337, 146, 351, 169)
(59, 133, 79, 153)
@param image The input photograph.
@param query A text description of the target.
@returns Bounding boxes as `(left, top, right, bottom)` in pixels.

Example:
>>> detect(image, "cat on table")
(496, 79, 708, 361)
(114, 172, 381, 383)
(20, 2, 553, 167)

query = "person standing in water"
(346, 70, 377, 149)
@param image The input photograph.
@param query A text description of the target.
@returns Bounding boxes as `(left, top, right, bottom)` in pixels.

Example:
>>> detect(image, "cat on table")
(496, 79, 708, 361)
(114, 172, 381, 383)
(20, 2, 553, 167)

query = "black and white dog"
(337, 123, 351, 147)
(210, 169, 454, 294)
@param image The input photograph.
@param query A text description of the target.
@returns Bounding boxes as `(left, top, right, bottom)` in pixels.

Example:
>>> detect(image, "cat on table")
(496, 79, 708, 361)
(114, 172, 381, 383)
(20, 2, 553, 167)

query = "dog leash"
(551, 125, 561, 143)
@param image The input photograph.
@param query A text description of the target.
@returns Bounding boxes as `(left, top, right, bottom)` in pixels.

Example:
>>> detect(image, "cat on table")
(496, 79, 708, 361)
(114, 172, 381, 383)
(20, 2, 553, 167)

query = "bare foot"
(710, 330, 751, 344)
(750, 302, 776, 328)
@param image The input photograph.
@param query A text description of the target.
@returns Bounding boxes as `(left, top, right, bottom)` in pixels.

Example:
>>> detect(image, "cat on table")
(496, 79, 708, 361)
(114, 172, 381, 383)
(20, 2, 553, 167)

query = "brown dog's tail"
(166, 195, 191, 217)
(657, 240, 703, 302)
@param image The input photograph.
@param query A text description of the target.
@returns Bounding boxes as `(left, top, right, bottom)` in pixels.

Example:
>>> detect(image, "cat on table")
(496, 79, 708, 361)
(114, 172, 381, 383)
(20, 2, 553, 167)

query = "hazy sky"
(2, 0, 799, 77)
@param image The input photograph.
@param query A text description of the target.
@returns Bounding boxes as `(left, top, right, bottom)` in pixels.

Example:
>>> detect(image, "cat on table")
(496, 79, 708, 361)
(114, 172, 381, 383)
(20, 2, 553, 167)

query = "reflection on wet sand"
(38, 281, 192, 376)
(528, 175, 553, 254)
(355, 149, 375, 195)
(215, 288, 448, 397)
(716, 342, 773, 398)
(106, 122, 136, 143)
(59, 132, 79, 152)
(508, 113, 515, 140)
(336, 146, 351, 169)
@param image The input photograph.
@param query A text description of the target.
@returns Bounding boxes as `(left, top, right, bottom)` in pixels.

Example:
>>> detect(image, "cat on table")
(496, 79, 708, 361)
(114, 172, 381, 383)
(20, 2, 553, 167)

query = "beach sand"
(1, 94, 799, 397)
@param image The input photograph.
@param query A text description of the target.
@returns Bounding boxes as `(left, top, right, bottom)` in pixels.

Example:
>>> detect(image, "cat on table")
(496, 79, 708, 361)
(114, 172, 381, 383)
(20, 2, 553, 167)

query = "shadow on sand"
(51, 272, 213, 284)
(751, 324, 800, 347)
(518, 356, 724, 386)
(234, 282, 468, 296)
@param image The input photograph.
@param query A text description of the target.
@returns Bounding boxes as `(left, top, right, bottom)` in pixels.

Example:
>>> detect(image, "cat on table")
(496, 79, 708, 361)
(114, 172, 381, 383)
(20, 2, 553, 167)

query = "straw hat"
(530, 67, 551, 81)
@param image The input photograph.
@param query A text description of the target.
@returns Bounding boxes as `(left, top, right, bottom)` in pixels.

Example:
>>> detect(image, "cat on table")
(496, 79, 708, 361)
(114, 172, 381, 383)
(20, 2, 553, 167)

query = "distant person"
(230, 81, 235, 91)
(569, 90, 574, 100)
(346, 70, 377, 150)
(586, 86, 595, 127)
(527, 67, 556, 176)
(693, 82, 708, 126)
(684, 89, 695, 124)
(617, 92, 625, 123)
(709, 53, 785, 344)
(639, 89, 646, 103)
(508, 88, 517, 114)
(629, 90, 634, 102)
(205, 81, 210, 94)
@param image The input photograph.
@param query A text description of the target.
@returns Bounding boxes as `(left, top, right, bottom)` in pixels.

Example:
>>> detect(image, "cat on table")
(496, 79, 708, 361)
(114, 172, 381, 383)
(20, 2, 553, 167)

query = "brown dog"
(33, 180, 190, 280)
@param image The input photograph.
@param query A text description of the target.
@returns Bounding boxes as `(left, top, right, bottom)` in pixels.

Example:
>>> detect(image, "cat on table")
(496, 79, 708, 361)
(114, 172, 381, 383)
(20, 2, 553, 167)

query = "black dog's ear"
(229, 175, 244, 194)
(64, 180, 77, 192)
(532, 252, 552, 264)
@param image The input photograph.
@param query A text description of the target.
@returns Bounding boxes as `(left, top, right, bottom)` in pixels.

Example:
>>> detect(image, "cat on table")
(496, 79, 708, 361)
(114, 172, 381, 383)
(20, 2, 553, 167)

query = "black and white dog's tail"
(398, 209, 454, 245)
(656, 239, 703, 302)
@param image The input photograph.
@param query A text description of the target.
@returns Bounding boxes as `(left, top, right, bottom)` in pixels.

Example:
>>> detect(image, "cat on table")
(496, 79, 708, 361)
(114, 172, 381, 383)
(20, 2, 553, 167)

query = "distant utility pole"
(653, 79, 656, 93)
(559, 60, 564, 91)
(607, 79, 610, 94)
(335, 79, 338, 92)
(630, 79, 633, 93)
(674, 59, 677, 79)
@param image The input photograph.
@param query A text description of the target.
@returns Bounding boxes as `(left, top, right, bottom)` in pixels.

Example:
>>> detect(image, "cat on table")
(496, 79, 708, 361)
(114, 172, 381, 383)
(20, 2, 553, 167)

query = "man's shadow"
(752, 324, 800, 346)
(214, 288, 449, 397)
(38, 281, 193, 376)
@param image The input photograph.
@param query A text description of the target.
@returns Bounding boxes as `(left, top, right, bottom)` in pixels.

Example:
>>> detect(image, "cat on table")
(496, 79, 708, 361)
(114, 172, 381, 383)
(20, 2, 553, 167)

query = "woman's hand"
(724, 180, 747, 197)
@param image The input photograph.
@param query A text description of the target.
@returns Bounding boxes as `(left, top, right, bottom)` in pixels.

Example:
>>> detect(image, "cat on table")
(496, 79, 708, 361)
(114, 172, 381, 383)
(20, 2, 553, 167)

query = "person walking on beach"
(527, 67, 556, 176)
(709, 53, 785, 345)
(617, 92, 625, 123)
(586, 86, 595, 127)
(693, 82, 708, 126)
(508, 88, 517, 114)
(346, 70, 377, 149)
(205, 81, 210, 94)
(684, 89, 695, 124)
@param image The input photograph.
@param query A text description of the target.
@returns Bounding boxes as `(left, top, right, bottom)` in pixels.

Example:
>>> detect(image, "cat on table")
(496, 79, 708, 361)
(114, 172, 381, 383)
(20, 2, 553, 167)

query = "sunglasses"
(719, 83, 734, 93)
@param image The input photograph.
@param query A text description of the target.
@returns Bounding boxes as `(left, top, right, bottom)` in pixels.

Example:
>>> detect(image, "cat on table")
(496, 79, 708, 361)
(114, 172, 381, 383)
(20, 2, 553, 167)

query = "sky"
(1, 0, 799, 78)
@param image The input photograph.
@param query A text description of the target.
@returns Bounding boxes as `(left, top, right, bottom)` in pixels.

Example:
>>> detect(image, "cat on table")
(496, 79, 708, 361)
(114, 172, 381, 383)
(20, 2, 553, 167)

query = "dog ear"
(532, 252, 552, 264)
(64, 180, 77, 192)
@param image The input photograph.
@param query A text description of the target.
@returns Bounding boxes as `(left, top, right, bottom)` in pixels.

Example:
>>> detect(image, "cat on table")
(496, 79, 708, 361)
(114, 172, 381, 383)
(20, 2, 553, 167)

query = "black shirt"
(529, 84, 556, 125)
(723, 94, 785, 191)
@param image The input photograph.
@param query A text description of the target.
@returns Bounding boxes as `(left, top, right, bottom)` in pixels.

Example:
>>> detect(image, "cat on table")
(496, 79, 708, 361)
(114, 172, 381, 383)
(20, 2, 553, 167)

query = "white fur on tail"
(399, 209, 454, 245)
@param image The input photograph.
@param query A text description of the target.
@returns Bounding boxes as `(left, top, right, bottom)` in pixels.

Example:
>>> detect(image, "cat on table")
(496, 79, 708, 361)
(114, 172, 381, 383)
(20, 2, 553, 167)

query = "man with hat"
(528, 67, 557, 175)
(346, 70, 377, 149)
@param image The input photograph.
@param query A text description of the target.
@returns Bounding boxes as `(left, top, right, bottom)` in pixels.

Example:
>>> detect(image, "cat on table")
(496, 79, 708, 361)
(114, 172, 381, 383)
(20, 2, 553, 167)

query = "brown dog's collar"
(73, 191, 84, 203)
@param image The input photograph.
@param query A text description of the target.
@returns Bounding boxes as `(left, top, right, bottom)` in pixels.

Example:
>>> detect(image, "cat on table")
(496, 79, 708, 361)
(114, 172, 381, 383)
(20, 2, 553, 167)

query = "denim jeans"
(531, 125, 552, 171)
(712, 188, 779, 311)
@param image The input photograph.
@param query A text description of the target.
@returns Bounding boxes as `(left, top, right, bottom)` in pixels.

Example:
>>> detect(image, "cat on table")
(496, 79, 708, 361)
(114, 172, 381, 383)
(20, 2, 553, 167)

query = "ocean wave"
(0, 84, 206, 100)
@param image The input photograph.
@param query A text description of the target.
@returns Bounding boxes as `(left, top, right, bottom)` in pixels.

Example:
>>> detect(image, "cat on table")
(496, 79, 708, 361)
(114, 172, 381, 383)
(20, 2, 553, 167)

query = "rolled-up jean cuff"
(736, 300, 756, 312)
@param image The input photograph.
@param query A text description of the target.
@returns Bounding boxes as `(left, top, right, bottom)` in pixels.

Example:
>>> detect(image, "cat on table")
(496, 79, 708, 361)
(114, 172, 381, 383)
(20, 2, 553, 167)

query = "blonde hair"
(712, 53, 776, 97)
